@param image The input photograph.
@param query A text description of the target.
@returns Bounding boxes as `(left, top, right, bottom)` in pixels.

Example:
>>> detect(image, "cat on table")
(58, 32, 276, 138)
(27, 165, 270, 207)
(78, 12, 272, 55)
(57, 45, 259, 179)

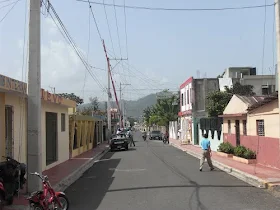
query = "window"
(242, 120, 247, 135)
(227, 120, 231, 134)
(61, 113, 66, 132)
(256, 120, 265, 136)
(187, 89, 189, 104)
(181, 93, 184, 106)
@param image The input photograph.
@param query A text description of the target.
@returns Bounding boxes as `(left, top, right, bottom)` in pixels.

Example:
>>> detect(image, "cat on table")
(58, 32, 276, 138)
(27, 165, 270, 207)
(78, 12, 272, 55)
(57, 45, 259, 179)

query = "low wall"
(224, 133, 280, 169)
(198, 123, 223, 152)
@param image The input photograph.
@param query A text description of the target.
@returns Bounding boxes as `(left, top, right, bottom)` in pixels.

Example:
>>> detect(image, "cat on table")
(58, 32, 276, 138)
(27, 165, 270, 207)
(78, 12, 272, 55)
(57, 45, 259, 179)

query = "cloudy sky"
(0, 0, 277, 103)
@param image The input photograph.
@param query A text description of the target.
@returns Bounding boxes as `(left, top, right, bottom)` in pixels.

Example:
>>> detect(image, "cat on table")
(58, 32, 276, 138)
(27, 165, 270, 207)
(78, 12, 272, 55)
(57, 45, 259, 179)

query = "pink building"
(220, 94, 280, 169)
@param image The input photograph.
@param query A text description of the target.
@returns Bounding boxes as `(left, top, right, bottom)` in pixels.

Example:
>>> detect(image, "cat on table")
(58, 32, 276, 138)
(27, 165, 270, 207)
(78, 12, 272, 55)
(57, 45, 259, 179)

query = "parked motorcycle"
(0, 156, 26, 209)
(27, 172, 69, 210)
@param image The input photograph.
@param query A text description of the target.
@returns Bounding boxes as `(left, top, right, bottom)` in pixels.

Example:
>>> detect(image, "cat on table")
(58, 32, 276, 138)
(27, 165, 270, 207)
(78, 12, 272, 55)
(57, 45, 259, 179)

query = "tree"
(89, 97, 99, 111)
(80, 97, 100, 116)
(225, 82, 255, 96)
(57, 93, 84, 105)
(206, 91, 232, 117)
(143, 90, 179, 127)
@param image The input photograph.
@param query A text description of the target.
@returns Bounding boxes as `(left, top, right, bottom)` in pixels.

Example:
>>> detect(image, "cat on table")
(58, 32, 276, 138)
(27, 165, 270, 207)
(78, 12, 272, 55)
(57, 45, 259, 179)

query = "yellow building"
(220, 94, 280, 169)
(0, 74, 76, 171)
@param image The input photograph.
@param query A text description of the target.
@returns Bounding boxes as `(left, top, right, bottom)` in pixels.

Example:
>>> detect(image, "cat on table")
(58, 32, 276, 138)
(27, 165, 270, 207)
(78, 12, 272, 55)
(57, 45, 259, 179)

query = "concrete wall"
(169, 121, 178, 140)
(247, 100, 279, 138)
(223, 95, 248, 115)
(5, 94, 27, 163)
(193, 78, 219, 114)
(240, 75, 276, 95)
(42, 102, 70, 170)
(1, 93, 70, 171)
(223, 100, 280, 169)
(198, 123, 223, 152)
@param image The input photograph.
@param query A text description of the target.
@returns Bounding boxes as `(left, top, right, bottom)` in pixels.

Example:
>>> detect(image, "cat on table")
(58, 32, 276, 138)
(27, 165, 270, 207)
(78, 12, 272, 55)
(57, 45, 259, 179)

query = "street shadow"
(65, 152, 121, 210)
(107, 184, 253, 192)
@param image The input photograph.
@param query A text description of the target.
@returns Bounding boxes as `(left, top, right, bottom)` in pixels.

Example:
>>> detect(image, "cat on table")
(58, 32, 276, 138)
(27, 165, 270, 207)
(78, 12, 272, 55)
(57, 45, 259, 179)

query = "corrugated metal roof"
(247, 93, 278, 111)
(235, 95, 266, 106)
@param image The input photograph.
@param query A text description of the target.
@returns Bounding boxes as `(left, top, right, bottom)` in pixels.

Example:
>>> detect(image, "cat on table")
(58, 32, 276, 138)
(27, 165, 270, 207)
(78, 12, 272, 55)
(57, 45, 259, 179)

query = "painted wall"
(223, 100, 280, 169)
(223, 95, 248, 115)
(5, 94, 27, 163)
(247, 100, 279, 138)
(169, 121, 178, 140)
(198, 123, 223, 152)
(42, 102, 70, 171)
(2, 93, 70, 171)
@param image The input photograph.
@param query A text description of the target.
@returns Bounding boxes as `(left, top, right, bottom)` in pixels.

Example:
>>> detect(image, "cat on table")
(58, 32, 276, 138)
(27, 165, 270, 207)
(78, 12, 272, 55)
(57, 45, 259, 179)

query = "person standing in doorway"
(199, 133, 214, 171)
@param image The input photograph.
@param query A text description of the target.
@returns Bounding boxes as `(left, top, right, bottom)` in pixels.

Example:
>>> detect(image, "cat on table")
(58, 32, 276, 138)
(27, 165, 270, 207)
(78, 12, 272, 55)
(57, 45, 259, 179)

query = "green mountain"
(79, 93, 157, 118)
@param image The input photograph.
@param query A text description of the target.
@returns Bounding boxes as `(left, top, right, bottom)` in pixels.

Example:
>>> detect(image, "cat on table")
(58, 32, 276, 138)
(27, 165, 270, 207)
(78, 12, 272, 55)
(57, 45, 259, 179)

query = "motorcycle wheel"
(0, 193, 4, 210)
(56, 194, 70, 210)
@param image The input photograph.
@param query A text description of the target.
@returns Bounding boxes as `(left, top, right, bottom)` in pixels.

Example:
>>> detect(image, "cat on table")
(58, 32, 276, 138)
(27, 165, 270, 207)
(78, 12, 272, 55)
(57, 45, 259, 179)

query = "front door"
(235, 120, 240, 146)
(46, 112, 57, 165)
(5, 106, 13, 158)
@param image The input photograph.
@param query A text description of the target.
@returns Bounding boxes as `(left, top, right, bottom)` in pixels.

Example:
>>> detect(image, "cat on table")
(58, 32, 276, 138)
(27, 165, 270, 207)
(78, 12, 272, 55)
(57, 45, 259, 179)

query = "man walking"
(199, 133, 214, 171)
(127, 129, 135, 147)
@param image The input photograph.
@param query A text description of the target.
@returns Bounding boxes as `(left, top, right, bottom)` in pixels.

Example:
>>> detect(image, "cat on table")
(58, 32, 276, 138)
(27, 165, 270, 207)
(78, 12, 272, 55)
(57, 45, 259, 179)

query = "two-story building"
(178, 77, 221, 149)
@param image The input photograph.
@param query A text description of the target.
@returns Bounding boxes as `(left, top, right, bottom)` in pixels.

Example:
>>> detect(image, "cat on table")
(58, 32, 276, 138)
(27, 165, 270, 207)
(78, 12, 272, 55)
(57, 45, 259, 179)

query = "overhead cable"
(77, 0, 275, 12)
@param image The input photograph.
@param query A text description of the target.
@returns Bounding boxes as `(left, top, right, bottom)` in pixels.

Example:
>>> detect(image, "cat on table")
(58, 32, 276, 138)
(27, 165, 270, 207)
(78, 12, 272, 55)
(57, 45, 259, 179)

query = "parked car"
(149, 130, 162, 140)
(110, 136, 129, 152)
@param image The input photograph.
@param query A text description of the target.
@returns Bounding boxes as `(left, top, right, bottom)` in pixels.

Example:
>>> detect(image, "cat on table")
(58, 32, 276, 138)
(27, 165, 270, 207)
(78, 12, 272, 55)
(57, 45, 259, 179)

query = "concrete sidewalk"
(170, 138, 280, 194)
(4, 142, 109, 210)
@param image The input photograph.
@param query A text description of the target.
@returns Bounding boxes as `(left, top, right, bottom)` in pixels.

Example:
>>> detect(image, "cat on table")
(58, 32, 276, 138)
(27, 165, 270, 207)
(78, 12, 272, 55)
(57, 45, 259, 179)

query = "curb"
(5, 146, 110, 210)
(170, 143, 268, 189)
(54, 146, 110, 192)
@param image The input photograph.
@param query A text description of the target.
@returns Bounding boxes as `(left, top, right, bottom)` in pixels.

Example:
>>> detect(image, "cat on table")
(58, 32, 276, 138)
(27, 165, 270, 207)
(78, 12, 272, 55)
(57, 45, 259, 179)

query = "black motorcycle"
(0, 156, 26, 206)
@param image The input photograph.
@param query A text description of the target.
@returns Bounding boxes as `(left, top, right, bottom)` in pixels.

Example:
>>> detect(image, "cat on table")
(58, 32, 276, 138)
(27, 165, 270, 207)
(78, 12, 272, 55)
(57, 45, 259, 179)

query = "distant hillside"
(79, 93, 157, 118)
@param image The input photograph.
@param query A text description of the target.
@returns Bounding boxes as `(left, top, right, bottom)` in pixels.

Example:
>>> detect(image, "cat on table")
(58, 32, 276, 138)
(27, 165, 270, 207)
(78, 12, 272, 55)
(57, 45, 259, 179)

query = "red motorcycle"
(0, 180, 4, 210)
(27, 172, 69, 210)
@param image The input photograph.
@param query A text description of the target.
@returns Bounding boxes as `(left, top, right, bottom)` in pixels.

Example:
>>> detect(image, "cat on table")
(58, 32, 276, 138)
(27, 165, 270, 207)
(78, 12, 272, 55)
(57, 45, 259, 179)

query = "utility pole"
(119, 83, 122, 128)
(275, 0, 280, 152)
(119, 83, 130, 128)
(27, 0, 42, 192)
(102, 40, 112, 138)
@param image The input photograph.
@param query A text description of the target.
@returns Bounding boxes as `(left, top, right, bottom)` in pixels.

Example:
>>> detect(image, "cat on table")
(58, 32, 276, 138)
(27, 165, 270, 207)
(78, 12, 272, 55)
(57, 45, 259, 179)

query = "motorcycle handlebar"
(30, 172, 45, 180)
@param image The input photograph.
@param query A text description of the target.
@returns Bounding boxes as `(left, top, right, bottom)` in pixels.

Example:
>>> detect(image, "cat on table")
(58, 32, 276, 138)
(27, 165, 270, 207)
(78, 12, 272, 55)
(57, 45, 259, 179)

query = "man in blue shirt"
(200, 133, 214, 171)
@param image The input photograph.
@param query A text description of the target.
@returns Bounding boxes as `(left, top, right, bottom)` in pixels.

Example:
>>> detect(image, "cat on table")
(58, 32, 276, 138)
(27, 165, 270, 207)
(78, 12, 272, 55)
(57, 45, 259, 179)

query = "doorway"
(5, 106, 13, 158)
(235, 120, 240, 146)
(46, 112, 58, 165)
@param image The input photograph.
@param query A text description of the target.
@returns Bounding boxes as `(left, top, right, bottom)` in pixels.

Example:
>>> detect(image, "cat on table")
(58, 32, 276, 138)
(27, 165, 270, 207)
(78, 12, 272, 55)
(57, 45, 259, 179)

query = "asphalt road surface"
(65, 131, 280, 210)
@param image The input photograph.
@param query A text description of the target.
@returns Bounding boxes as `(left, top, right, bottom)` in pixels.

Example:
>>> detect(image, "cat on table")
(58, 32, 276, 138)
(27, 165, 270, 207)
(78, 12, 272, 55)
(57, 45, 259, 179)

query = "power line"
(45, 2, 106, 92)
(0, 0, 19, 23)
(103, 0, 116, 57)
(88, 4, 103, 42)
(77, 0, 275, 12)
(82, 4, 92, 99)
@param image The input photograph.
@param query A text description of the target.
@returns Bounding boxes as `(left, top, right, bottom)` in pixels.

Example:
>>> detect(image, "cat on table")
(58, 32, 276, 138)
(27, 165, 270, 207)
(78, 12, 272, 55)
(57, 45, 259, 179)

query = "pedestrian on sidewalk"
(199, 133, 214, 171)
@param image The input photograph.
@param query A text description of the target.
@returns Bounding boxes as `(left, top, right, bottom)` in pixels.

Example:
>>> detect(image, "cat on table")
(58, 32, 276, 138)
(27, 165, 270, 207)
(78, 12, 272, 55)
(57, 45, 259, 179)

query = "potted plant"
(217, 142, 234, 158)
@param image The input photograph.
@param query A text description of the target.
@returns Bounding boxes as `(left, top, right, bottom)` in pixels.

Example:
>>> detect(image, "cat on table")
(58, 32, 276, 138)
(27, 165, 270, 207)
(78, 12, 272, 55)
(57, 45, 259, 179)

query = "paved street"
(65, 132, 280, 210)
